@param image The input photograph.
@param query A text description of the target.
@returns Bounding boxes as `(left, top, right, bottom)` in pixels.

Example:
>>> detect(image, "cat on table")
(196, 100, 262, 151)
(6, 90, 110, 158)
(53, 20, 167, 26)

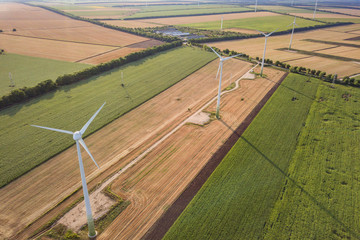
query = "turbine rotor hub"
(73, 131, 82, 141)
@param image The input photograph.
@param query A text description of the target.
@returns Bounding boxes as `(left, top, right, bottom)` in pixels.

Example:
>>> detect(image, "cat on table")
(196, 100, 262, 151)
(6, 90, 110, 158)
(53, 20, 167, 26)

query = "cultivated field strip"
(98, 66, 285, 240)
(263, 82, 360, 239)
(164, 73, 320, 239)
(210, 24, 360, 77)
(0, 3, 159, 64)
(0, 47, 215, 239)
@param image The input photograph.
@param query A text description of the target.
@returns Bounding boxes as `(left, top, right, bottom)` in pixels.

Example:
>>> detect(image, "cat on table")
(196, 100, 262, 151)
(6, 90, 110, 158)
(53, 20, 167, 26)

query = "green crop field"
(0, 54, 89, 97)
(249, 5, 319, 14)
(164, 73, 321, 239)
(0, 46, 216, 187)
(124, 5, 250, 19)
(180, 15, 325, 32)
(263, 82, 360, 239)
(67, 10, 128, 17)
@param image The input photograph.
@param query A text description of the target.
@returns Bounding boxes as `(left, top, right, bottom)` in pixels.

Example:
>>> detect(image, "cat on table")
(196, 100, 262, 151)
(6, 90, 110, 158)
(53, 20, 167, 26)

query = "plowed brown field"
(98, 66, 285, 240)
(210, 24, 360, 77)
(1, 59, 251, 240)
(102, 19, 164, 28)
(0, 2, 161, 64)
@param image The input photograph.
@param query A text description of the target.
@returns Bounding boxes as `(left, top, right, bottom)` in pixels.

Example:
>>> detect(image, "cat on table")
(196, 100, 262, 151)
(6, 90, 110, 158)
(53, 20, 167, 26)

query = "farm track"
(8, 59, 249, 240)
(98, 66, 285, 240)
(145, 70, 288, 240)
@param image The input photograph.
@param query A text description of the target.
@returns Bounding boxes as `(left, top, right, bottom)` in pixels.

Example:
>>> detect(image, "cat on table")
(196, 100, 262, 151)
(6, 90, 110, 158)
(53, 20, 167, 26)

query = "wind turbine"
(31, 103, 106, 238)
(220, 16, 223, 30)
(288, 17, 298, 50)
(9, 72, 15, 87)
(257, 28, 278, 76)
(209, 47, 241, 119)
(254, 0, 258, 12)
(313, 0, 318, 20)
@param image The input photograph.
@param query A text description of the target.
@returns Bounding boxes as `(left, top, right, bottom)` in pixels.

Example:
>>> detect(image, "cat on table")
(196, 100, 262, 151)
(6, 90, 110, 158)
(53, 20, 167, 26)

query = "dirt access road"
(3, 58, 251, 240)
(99, 66, 286, 239)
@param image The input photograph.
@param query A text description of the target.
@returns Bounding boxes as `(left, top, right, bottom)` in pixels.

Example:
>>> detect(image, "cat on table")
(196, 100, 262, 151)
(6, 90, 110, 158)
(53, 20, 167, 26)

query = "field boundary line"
(144, 68, 289, 240)
(75, 47, 123, 63)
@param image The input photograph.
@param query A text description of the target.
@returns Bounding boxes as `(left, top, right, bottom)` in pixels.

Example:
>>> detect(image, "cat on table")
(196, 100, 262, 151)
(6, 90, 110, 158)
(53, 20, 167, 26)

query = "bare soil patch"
(2, 59, 250, 240)
(144, 11, 278, 25)
(320, 8, 360, 16)
(97, 66, 285, 240)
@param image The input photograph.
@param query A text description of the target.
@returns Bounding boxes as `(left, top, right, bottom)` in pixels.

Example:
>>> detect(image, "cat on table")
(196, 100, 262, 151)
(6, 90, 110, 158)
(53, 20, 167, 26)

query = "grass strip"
(164, 73, 320, 239)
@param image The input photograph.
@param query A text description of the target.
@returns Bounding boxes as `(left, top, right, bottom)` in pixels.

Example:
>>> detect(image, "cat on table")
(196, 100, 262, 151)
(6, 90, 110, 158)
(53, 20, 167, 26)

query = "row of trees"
(188, 21, 352, 44)
(0, 41, 182, 109)
(201, 45, 360, 88)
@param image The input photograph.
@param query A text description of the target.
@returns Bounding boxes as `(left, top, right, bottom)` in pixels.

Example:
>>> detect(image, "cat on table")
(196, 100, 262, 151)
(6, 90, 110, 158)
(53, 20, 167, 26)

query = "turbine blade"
(80, 102, 106, 135)
(209, 46, 222, 59)
(223, 53, 242, 61)
(216, 64, 221, 79)
(256, 30, 266, 36)
(268, 27, 279, 36)
(31, 125, 73, 135)
(79, 139, 100, 169)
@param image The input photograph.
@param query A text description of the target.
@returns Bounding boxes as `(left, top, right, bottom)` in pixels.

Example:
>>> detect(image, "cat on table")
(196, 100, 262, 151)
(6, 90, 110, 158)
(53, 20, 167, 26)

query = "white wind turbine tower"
(313, 0, 318, 20)
(255, 0, 258, 12)
(257, 28, 278, 76)
(288, 17, 298, 50)
(220, 16, 223, 30)
(31, 102, 106, 238)
(210, 47, 241, 119)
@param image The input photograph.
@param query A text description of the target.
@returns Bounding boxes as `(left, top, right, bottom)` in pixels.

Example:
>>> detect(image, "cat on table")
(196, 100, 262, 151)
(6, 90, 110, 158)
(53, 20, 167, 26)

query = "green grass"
(318, 17, 360, 23)
(0, 46, 216, 187)
(180, 15, 325, 32)
(249, 5, 318, 14)
(263, 82, 360, 239)
(164, 73, 320, 239)
(0, 53, 89, 97)
(68, 10, 128, 17)
(124, 5, 250, 19)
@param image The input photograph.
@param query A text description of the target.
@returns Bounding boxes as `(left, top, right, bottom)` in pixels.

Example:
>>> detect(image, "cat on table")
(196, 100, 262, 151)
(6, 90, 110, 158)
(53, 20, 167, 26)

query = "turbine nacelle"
(73, 131, 82, 141)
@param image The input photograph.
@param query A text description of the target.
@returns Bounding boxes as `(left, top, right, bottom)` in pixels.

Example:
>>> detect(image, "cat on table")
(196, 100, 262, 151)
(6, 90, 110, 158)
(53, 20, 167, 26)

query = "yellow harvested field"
(0, 34, 116, 62)
(210, 25, 360, 77)
(320, 8, 360, 16)
(316, 46, 360, 60)
(143, 11, 278, 25)
(103, 19, 164, 28)
(80, 39, 164, 64)
(0, 2, 161, 63)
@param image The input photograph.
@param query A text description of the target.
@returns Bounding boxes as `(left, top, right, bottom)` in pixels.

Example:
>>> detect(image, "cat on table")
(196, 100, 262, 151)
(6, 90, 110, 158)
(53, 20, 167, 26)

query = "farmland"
(263, 80, 360, 239)
(181, 14, 325, 32)
(249, 5, 319, 14)
(0, 46, 215, 188)
(103, 12, 278, 29)
(0, 46, 216, 239)
(0, 53, 89, 96)
(209, 24, 360, 77)
(45, 3, 251, 20)
(0, 2, 162, 64)
(164, 73, 320, 239)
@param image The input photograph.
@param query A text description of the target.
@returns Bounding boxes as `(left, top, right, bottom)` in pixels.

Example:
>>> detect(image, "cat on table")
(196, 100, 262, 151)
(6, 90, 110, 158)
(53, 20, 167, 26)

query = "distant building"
(155, 27, 205, 41)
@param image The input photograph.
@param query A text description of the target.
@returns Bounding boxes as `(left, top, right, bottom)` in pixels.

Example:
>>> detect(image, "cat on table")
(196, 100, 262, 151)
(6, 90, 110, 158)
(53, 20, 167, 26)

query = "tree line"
(199, 44, 360, 87)
(0, 41, 182, 110)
